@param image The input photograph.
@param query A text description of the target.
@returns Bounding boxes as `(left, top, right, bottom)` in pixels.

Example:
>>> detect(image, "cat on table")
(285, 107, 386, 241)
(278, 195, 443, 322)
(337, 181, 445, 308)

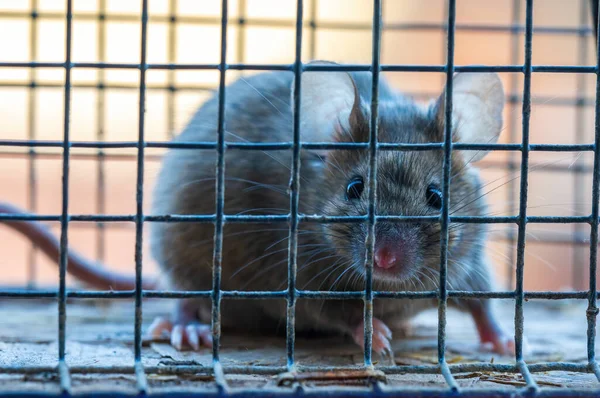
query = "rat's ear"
(292, 61, 365, 148)
(432, 72, 504, 162)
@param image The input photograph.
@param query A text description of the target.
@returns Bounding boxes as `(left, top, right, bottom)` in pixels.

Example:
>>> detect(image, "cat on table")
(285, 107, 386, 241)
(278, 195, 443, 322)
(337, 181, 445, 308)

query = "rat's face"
(296, 64, 504, 288)
(320, 145, 482, 286)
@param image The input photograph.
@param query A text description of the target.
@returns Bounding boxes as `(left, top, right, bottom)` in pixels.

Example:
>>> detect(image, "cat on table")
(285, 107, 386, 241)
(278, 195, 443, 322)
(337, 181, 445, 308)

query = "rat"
(0, 61, 517, 356)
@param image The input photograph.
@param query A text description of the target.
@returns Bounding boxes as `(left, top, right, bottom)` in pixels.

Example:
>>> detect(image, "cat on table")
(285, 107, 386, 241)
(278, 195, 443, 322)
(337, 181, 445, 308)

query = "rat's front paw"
(351, 317, 393, 356)
(147, 316, 213, 351)
(469, 302, 530, 357)
(480, 327, 529, 356)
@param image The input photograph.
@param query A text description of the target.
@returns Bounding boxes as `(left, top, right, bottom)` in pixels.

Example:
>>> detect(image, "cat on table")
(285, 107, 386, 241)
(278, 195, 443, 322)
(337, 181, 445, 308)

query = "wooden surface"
(0, 297, 599, 394)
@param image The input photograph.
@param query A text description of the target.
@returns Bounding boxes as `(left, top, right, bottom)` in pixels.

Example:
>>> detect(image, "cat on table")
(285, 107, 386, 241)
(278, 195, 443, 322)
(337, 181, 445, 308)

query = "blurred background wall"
(0, 0, 597, 291)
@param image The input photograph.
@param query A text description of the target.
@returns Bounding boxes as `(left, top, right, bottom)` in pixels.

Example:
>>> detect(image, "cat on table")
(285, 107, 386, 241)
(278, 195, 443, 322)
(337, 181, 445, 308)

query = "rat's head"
(295, 64, 504, 285)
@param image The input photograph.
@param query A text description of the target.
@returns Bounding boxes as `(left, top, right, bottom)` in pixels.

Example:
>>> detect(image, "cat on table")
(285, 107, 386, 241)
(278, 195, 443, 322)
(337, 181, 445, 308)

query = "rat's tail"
(0, 202, 156, 290)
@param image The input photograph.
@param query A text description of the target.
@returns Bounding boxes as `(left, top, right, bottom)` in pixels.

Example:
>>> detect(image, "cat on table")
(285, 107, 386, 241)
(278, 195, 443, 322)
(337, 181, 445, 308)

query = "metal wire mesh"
(0, 0, 600, 396)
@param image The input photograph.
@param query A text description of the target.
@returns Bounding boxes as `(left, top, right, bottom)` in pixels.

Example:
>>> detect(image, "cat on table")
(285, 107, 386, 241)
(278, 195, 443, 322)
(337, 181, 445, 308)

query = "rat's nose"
(374, 245, 402, 269)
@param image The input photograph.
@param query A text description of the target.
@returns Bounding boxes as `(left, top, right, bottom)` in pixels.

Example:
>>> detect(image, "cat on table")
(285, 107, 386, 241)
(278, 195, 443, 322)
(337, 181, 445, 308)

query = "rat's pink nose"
(374, 246, 401, 269)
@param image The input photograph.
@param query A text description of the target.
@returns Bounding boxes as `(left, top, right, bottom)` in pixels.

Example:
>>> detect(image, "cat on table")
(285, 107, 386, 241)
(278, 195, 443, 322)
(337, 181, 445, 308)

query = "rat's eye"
(345, 176, 364, 200)
(426, 184, 443, 210)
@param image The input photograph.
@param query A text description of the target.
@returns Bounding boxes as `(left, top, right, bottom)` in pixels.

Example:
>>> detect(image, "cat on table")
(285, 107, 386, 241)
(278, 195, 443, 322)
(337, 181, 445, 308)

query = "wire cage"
(0, 0, 600, 396)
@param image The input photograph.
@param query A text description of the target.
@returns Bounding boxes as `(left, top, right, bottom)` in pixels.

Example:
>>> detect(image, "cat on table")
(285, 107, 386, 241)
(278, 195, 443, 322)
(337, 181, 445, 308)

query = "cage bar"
(587, 0, 600, 381)
(285, 0, 304, 372)
(132, 0, 150, 393)
(1, 139, 599, 153)
(362, 0, 382, 367)
(512, 0, 538, 392)
(2, 212, 599, 225)
(2, 288, 600, 301)
(2, 139, 598, 151)
(1, 139, 598, 153)
(0, 61, 596, 74)
(26, 0, 39, 289)
(57, 0, 74, 393)
(95, 0, 107, 267)
(437, 0, 458, 391)
(210, 0, 229, 390)
(1, 9, 598, 36)
(167, 0, 177, 140)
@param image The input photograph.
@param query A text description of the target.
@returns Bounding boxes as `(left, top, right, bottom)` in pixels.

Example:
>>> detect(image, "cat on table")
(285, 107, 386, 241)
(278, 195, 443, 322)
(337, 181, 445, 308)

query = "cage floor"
(0, 297, 599, 394)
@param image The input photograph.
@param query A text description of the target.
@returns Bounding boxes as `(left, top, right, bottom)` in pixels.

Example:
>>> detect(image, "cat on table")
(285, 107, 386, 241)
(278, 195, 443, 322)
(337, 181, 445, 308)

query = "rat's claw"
(171, 324, 213, 351)
(171, 325, 184, 350)
(478, 325, 529, 356)
(380, 342, 395, 365)
(488, 333, 529, 357)
(378, 320, 392, 340)
(470, 304, 529, 357)
(186, 324, 200, 350)
(373, 329, 393, 356)
(146, 316, 212, 351)
(147, 316, 173, 339)
(195, 324, 214, 347)
(185, 324, 213, 349)
(493, 333, 514, 356)
(352, 317, 394, 356)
